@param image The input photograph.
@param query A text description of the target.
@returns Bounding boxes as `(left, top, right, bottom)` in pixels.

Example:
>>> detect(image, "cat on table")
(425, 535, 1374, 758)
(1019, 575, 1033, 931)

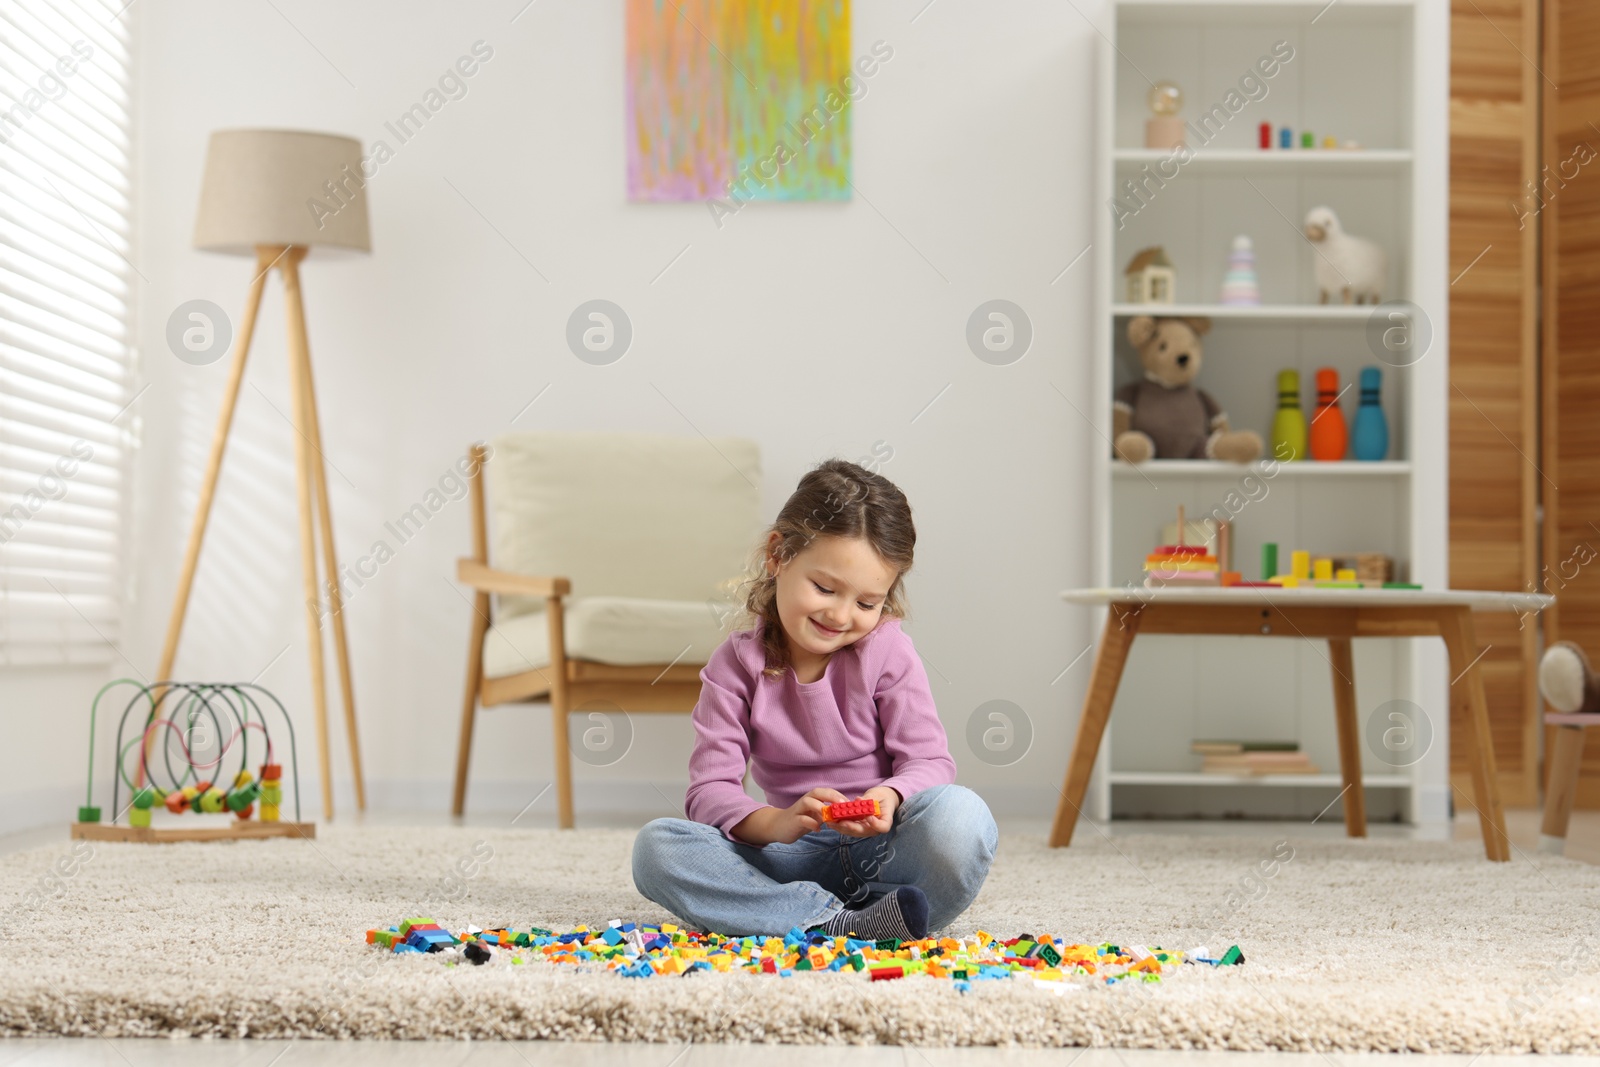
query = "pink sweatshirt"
(685, 616, 957, 840)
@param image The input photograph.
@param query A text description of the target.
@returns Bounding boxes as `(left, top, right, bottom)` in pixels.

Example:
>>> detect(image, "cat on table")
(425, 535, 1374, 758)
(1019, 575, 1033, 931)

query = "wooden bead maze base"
(71, 821, 315, 843)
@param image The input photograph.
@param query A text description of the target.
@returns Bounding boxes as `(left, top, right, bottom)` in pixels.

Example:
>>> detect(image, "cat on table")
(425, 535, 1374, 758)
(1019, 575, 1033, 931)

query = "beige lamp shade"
(193, 129, 371, 256)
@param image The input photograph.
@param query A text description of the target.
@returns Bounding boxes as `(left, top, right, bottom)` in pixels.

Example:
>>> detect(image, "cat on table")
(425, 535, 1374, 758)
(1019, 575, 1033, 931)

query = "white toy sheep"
(1302, 206, 1386, 305)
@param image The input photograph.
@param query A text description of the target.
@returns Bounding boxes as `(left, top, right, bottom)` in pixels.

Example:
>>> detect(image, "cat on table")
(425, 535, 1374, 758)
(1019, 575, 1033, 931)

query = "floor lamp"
(156, 129, 369, 819)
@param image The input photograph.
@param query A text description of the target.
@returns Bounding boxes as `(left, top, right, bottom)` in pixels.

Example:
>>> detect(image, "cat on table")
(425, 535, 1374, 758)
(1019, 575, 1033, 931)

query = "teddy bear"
(1113, 315, 1263, 463)
(1539, 640, 1600, 714)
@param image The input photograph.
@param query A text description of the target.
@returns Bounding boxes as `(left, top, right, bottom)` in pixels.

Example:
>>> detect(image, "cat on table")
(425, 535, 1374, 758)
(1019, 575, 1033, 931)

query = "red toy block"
(821, 798, 882, 822)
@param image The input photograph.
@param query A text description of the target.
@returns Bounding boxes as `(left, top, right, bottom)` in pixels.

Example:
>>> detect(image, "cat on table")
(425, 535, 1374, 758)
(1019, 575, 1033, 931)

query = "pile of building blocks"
(820, 798, 881, 822)
(362, 918, 1244, 989)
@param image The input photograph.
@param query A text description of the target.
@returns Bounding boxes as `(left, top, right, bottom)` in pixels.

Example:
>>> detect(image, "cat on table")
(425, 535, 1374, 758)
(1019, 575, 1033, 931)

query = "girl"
(632, 459, 998, 939)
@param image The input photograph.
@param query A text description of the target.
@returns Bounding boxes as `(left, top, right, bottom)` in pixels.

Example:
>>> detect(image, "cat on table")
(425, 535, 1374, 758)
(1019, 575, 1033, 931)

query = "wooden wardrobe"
(1449, 0, 1600, 810)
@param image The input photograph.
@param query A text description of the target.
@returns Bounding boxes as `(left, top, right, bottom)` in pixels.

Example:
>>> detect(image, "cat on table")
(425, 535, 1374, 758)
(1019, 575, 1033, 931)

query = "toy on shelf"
(1145, 80, 1185, 150)
(73, 680, 313, 842)
(1271, 370, 1308, 461)
(1352, 366, 1389, 460)
(1261, 125, 1362, 151)
(1124, 247, 1176, 305)
(1219, 236, 1260, 306)
(821, 798, 881, 822)
(1308, 368, 1348, 460)
(1303, 206, 1387, 304)
(1114, 316, 1262, 463)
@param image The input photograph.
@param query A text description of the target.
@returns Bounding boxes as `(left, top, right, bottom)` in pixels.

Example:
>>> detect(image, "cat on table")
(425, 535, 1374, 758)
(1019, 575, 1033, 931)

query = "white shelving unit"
(1086, 0, 1450, 825)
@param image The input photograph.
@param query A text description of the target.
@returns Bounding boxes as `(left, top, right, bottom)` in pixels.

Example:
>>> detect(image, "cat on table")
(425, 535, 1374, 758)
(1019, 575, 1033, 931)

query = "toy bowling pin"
(1271, 369, 1308, 461)
(1352, 365, 1389, 460)
(1309, 367, 1348, 460)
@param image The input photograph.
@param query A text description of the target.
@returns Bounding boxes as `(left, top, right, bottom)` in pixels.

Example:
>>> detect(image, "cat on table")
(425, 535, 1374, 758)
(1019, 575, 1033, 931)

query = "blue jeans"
(631, 784, 998, 937)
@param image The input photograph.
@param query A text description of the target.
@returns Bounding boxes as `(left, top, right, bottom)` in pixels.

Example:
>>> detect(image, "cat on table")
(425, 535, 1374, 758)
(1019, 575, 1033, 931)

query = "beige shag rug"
(1, 823, 1597, 1051)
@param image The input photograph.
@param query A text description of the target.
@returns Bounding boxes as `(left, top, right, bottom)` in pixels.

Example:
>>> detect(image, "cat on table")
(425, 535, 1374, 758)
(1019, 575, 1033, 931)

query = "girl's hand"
(827, 785, 899, 839)
(732, 788, 847, 846)
(783, 787, 848, 842)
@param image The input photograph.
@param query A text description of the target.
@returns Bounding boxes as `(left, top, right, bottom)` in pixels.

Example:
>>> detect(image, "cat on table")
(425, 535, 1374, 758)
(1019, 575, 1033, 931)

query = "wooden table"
(1050, 587, 1553, 861)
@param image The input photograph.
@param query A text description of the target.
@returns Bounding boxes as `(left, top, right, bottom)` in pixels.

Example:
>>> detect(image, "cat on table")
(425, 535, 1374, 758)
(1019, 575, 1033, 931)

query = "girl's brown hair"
(740, 458, 916, 677)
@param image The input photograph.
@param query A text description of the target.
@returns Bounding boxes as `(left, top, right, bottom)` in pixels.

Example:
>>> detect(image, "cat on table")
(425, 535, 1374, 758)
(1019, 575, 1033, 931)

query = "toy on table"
(1271, 369, 1308, 461)
(1308, 367, 1348, 460)
(1301, 131, 1315, 149)
(1219, 236, 1260, 306)
(1303, 206, 1387, 304)
(1352, 366, 1389, 460)
(1145, 80, 1186, 150)
(1114, 316, 1262, 463)
(73, 679, 311, 842)
(1279, 127, 1293, 149)
(1259, 122, 1271, 149)
(821, 798, 882, 822)
(1145, 505, 1227, 588)
(1124, 247, 1176, 305)
(1254, 543, 1416, 590)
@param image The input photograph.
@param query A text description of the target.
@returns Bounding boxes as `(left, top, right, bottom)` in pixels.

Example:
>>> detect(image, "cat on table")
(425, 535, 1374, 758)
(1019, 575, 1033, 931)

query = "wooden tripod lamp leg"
(291, 279, 366, 812)
(547, 593, 575, 829)
(144, 249, 273, 783)
(453, 444, 491, 818)
(280, 247, 335, 821)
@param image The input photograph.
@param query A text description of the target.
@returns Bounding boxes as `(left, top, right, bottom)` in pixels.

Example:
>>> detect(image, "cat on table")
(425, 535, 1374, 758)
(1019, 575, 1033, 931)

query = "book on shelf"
(1191, 740, 1301, 754)
(1200, 751, 1321, 776)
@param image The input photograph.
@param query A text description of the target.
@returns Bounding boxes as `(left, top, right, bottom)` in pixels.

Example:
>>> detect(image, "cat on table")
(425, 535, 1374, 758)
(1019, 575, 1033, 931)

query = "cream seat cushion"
(483, 597, 739, 681)
(486, 431, 763, 623)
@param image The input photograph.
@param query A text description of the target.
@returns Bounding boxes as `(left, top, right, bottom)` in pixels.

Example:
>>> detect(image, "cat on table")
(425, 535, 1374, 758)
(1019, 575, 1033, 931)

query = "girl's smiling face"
(766, 532, 898, 668)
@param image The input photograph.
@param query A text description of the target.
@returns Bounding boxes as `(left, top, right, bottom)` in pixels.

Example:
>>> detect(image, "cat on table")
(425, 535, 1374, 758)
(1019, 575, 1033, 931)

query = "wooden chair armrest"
(457, 559, 571, 597)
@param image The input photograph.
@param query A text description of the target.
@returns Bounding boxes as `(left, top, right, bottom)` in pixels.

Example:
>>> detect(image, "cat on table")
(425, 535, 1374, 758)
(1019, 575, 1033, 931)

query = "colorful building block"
(821, 798, 882, 822)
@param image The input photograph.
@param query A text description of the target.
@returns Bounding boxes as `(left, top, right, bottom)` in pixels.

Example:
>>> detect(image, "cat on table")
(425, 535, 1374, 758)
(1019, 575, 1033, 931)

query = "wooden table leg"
(1327, 638, 1367, 838)
(1440, 607, 1510, 861)
(1540, 725, 1587, 854)
(1049, 606, 1143, 847)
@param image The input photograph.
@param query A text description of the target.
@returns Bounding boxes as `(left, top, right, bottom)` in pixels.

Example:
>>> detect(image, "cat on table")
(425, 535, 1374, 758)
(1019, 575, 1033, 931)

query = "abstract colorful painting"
(627, 0, 852, 202)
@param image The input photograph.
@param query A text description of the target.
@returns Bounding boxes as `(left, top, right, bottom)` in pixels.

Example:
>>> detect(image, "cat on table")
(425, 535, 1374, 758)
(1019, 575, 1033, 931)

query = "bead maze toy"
(820, 798, 881, 822)
(72, 679, 315, 842)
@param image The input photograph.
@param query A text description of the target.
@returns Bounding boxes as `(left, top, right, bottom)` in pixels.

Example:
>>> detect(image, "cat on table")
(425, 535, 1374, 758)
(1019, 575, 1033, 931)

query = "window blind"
(0, 0, 134, 666)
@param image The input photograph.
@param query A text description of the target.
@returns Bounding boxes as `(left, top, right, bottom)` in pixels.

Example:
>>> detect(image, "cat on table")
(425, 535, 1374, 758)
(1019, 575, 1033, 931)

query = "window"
(0, 0, 134, 666)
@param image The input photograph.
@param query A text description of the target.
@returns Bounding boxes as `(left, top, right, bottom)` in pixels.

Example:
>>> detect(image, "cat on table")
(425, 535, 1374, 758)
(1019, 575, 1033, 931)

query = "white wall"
(125, 0, 1098, 821)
